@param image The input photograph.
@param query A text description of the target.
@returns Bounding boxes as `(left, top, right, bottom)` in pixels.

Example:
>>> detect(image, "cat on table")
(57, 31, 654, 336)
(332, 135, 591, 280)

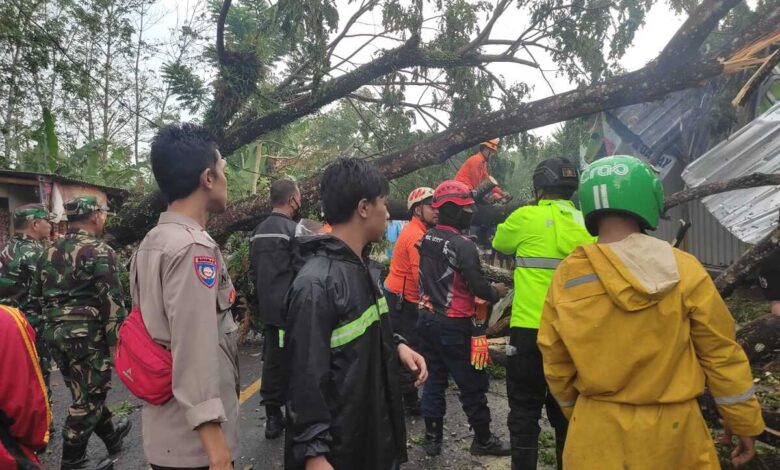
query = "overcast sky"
(153, 1, 690, 138)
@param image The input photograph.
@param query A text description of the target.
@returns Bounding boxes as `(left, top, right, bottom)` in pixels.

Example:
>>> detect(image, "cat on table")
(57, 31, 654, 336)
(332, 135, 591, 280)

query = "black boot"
(403, 391, 421, 416)
(510, 434, 539, 470)
(94, 410, 131, 455)
(265, 406, 285, 439)
(470, 423, 511, 457)
(61, 438, 114, 470)
(422, 418, 443, 456)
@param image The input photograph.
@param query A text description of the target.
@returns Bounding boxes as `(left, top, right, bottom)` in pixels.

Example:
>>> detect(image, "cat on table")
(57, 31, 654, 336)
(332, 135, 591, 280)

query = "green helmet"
(579, 155, 664, 235)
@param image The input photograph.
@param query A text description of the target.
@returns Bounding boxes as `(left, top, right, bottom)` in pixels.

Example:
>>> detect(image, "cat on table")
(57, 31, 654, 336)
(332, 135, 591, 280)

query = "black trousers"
(260, 324, 287, 409)
(384, 290, 420, 396)
(418, 311, 491, 427)
(506, 327, 568, 468)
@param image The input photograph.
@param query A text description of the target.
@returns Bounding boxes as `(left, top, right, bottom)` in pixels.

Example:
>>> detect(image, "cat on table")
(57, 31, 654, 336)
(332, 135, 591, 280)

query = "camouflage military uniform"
(36, 197, 127, 444)
(0, 205, 52, 396)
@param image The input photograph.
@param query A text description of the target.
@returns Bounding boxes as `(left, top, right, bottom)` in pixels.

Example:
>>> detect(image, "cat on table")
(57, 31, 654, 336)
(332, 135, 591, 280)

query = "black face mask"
(290, 199, 302, 221)
(457, 208, 474, 230)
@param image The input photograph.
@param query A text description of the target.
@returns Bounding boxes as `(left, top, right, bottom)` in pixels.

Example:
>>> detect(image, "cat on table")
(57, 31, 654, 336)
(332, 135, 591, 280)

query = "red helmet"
(432, 180, 475, 209)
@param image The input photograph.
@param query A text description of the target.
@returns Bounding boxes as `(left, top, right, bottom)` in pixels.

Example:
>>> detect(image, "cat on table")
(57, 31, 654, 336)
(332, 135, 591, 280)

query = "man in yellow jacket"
(493, 157, 594, 470)
(538, 155, 765, 469)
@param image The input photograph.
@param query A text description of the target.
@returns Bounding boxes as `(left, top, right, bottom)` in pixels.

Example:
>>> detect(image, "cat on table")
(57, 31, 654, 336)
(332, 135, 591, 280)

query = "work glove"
(470, 322, 489, 370)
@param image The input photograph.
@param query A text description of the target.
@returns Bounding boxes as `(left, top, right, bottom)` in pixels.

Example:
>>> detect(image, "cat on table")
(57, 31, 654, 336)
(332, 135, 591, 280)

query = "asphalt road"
(41, 343, 556, 470)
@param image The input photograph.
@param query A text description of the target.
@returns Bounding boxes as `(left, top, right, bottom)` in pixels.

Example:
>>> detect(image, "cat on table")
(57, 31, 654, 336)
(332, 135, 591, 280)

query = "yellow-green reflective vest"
(492, 199, 595, 329)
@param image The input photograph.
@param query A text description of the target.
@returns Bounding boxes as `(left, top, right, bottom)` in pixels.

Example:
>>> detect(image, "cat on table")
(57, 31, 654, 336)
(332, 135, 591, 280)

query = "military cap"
(64, 195, 111, 217)
(13, 203, 52, 224)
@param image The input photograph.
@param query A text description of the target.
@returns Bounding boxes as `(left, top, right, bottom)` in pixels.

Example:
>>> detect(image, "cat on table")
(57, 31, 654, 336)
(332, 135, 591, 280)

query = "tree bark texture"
(715, 224, 780, 298)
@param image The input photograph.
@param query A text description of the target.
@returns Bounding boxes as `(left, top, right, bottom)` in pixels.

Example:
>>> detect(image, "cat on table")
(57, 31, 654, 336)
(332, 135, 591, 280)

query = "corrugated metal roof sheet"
(681, 101, 780, 244)
(0, 169, 128, 197)
(614, 88, 706, 151)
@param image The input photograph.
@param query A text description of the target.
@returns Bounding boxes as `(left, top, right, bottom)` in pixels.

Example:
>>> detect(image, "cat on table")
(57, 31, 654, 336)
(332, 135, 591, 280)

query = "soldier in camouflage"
(0, 203, 53, 397)
(35, 195, 130, 470)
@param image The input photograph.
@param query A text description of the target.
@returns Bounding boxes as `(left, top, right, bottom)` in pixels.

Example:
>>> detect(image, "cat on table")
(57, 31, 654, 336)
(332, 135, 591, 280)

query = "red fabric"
(114, 305, 174, 405)
(454, 152, 503, 198)
(435, 225, 477, 318)
(0, 305, 49, 469)
(385, 217, 427, 303)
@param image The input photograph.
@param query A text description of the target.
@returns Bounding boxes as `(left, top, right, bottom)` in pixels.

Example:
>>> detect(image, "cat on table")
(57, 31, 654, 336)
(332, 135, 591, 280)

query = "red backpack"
(114, 305, 173, 405)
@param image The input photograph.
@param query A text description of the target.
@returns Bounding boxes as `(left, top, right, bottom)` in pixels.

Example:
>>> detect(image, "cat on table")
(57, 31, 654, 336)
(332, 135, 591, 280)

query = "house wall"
(0, 183, 43, 229)
(0, 179, 109, 249)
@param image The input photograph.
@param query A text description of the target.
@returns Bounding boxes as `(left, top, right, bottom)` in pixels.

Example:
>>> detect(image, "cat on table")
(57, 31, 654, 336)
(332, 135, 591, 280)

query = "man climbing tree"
(454, 139, 510, 204)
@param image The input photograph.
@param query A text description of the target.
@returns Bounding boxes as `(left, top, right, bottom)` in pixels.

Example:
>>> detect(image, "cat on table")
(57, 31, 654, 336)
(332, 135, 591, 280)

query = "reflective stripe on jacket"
(284, 235, 406, 470)
(249, 212, 304, 327)
(538, 234, 765, 469)
(492, 200, 594, 329)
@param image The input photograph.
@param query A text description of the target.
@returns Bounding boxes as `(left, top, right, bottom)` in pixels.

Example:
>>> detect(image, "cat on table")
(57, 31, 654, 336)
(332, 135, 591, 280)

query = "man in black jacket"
(249, 179, 305, 439)
(417, 179, 511, 458)
(284, 158, 428, 470)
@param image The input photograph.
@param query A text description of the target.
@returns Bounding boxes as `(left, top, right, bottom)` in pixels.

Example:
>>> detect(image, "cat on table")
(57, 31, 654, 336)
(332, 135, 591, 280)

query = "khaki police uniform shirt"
(131, 212, 239, 467)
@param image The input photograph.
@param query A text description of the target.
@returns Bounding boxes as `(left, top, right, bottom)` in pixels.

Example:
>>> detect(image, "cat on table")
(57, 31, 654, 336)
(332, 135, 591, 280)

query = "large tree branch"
(458, 0, 512, 54)
(109, 0, 779, 246)
(215, 0, 232, 66)
(206, 58, 745, 236)
(664, 173, 780, 212)
(327, 0, 379, 56)
(715, 223, 780, 298)
(221, 43, 539, 154)
(656, 0, 740, 67)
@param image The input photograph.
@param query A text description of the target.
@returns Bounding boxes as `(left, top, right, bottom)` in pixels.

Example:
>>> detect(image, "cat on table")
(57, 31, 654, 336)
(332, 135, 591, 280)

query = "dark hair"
(320, 157, 389, 224)
(270, 179, 299, 207)
(150, 123, 220, 203)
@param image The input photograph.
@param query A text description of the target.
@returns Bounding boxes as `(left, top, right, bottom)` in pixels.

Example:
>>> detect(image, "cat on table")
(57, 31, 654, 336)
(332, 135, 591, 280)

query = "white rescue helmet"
(407, 187, 435, 211)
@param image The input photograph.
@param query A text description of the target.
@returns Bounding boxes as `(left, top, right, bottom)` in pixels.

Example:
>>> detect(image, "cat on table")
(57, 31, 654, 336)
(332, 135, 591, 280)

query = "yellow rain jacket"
(538, 233, 765, 470)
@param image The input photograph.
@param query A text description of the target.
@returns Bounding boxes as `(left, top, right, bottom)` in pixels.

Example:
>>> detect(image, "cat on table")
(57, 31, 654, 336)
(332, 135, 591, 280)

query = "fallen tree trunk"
(736, 314, 779, 368)
(385, 172, 780, 225)
(715, 224, 780, 298)
(108, 50, 779, 245)
(664, 173, 780, 212)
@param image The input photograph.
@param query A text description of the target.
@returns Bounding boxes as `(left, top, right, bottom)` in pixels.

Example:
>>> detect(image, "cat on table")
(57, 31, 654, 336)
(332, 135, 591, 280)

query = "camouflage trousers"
(25, 315, 52, 403)
(44, 321, 113, 443)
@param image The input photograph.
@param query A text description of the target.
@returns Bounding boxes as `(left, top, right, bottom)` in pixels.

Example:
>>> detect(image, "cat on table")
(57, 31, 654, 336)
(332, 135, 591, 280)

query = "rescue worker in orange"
(538, 155, 766, 469)
(0, 304, 51, 469)
(384, 187, 438, 415)
(454, 139, 509, 203)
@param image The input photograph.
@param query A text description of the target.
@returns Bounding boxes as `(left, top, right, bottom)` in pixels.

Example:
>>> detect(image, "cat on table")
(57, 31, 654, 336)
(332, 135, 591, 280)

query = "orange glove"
(471, 335, 489, 370)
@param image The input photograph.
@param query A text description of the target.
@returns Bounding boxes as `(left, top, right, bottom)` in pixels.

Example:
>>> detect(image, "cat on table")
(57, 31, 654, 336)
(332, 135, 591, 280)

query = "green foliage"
(14, 111, 150, 190)
(725, 292, 769, 324)
(225, 233, 259, 331)
(485, 363, 506, 380)
(109, 400, 139, 417)
(161, 62, 208, 113)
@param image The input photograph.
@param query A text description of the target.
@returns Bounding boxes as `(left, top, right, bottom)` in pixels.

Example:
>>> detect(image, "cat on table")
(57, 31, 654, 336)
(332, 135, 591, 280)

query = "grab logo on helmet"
(579, 162, 630, 185)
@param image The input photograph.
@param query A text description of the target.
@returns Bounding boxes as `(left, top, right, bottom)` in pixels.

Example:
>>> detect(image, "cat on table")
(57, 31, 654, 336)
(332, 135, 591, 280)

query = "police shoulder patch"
(193, 256, 218, 288)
